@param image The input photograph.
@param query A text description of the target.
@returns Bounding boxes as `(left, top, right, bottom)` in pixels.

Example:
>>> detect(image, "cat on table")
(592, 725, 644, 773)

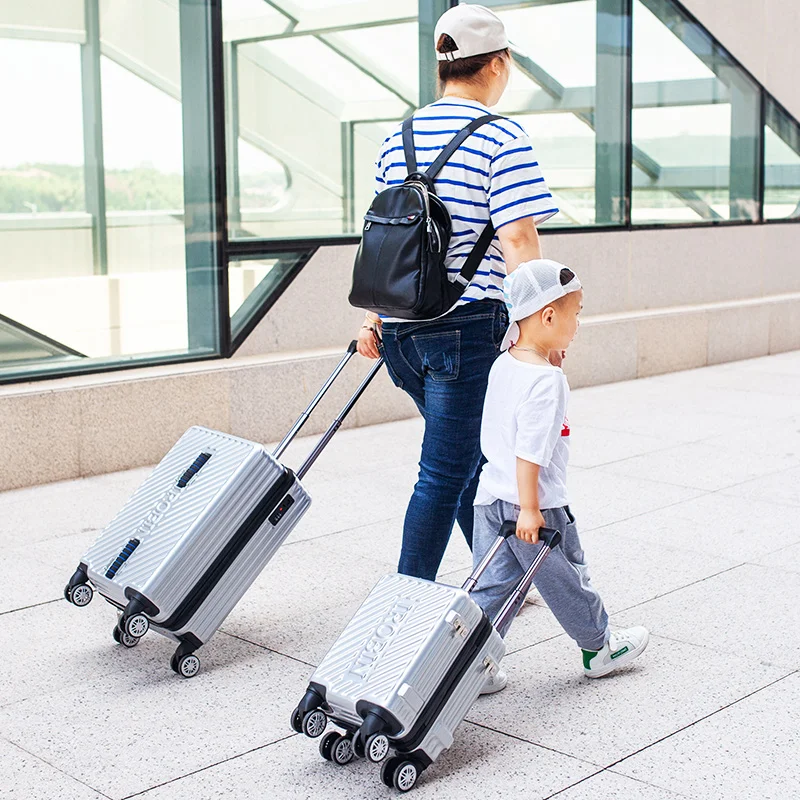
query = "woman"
(357, 4, 558, 581)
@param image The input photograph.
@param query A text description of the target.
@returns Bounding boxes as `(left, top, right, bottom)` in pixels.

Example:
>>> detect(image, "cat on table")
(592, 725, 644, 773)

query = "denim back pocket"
(411, 330, 460, 382)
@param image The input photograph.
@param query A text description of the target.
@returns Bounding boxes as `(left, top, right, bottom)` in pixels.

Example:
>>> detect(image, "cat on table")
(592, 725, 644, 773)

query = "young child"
(472, 259, 649, 693)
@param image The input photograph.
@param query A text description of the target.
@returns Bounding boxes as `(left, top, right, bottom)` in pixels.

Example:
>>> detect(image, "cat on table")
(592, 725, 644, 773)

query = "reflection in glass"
(0, 0, 220, 382)
(631, 0, 760, 224)
(224, 0, 418, 242)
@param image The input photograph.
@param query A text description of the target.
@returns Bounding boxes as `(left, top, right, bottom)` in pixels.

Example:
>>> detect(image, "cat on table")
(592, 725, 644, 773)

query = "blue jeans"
(379, 300, 508, 581)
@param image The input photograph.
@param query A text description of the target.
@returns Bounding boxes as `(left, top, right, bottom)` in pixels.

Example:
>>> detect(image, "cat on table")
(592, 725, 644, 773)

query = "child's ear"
(542, 306, 555, 326)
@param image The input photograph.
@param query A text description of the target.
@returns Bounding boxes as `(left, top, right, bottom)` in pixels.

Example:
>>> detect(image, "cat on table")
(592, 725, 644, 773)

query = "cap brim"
(500, 321, 519, 352)
(507, 40, 529, 59)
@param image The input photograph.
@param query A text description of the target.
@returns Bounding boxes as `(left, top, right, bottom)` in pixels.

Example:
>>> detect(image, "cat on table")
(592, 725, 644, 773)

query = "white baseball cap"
(434, 4, 523, 61)
(500, 259, 582, 351)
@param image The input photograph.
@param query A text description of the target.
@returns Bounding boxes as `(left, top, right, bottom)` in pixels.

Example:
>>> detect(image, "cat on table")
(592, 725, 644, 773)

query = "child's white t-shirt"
(475, 352, 571, 509)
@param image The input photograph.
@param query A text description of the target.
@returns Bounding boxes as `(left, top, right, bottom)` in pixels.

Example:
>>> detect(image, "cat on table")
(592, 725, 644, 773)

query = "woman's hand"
(357, 323, 381, 359)
(516, 507, 545, 544)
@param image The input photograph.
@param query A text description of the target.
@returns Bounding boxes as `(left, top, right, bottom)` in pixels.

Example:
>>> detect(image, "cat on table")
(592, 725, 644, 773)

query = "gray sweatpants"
(471, 499, 610, 652)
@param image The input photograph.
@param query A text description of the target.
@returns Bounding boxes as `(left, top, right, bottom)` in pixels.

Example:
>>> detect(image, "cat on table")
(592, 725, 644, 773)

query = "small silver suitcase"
(64, 343, 383, 678)
(292, 523, 561, 791)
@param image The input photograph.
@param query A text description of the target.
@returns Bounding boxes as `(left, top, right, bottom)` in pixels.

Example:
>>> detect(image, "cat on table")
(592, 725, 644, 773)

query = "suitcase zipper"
(156, 469, 297, 634)
(390, 613, 494, 753)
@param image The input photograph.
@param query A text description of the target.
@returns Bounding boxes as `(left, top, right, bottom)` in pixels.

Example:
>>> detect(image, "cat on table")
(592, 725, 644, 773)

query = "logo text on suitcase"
(349, 597, 415, 680)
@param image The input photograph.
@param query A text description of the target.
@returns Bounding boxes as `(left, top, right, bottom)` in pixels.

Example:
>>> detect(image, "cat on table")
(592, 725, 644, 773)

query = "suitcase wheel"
(380, 757, 401, 788)
(67, 584, 93, 607)
(290, 707, 304, 734)
(302, 709, 328, 738)
(392, 760, 420, 792)
(124, 614, 149, 640)
(112, 625, 140, 648)
(320, 732, 354, 765)
(171, 653, 201, 678)
(365, 733, 390, 764)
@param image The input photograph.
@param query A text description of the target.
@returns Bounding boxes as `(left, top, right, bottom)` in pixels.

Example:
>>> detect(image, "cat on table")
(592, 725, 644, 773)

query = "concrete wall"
(681, 0, 800, 119)
(1, 221, 799, 491)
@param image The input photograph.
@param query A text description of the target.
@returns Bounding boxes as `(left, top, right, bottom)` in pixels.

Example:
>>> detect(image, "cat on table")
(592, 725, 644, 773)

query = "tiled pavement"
(2, 352, 799, 799)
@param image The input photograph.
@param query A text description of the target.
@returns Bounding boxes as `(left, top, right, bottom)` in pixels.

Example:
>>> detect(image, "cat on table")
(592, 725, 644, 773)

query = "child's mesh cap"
(501, 259, 582, 351)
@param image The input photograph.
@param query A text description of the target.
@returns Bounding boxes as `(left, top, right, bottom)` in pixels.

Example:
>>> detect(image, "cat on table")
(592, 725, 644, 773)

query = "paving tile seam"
(633, 631, 799, 672)
(217, 630, 317, 669)
(462, 720, 599, 767)
(605, 562, 747, 615)
(590, 670, 800, 792)
(598, 457, 800, 493)
(577, 491, 714, 537)
(543, 766, 694, 800)
(741, 558, 800, 577)
(4, 737, 114, 800)
(281, 514, 403, 547)
(713, 481, 800, 508)
(0, 598, 61, 618)
(118, 734, 298, 800)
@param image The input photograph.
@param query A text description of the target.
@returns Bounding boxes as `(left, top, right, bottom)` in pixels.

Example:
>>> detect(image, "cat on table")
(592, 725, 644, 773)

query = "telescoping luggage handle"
(461, 521, 562, 639)
(273, 340, 358, 460)
(269, 339, 384, 480)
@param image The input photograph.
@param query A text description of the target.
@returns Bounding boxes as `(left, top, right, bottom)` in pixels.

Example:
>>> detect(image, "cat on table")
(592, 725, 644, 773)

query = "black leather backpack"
(349, 113, 502, 320)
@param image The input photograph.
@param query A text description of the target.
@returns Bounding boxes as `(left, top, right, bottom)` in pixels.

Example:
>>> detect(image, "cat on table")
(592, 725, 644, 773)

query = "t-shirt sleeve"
(375, 148, 387, 196)
(488, 134, 559, 229)
(514, 372, 568, 467)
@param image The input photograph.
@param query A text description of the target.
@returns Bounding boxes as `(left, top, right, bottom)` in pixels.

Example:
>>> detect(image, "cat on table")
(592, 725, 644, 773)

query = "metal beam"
(512, 52, 564, 99)
(341, 121, 356, 233)
(179, 0, 228, 355)
(81, 0, 108, 276)
(729, 72, 761, 220)
(419, 0, 455, 107)
(633, 164, 800, 189)
(766, 98, 800, 158)
(228, 16, 417, 46)
(480, 0, 584, 9)
(224, 42, 242, 238)
(595, 0, 631, 225)
(317, 32, 416, 109)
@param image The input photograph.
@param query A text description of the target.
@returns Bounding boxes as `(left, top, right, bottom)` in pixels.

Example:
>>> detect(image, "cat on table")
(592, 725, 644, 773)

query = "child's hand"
(549, 349, 566, 367)
(516, 508, 545, 543)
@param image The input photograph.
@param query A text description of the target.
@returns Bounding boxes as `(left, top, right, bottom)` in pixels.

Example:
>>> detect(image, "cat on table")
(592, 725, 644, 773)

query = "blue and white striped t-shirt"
(375, 97, 558, 321)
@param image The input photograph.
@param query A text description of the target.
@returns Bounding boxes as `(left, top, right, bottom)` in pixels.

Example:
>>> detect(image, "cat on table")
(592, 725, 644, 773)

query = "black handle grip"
(539, 527, 562, 549)
(499, 520, 517, 539)
(499, 520, 561, 548)
(347, 339, 358, 354)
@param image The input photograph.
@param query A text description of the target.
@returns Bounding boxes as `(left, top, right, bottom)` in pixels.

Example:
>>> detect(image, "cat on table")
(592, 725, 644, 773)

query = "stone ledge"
(1, 293, 798, 490)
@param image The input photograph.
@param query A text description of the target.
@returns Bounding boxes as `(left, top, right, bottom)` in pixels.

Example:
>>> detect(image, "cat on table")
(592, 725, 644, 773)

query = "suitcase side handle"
(272, 341, 360, 460)
(492, 525, 561, 638)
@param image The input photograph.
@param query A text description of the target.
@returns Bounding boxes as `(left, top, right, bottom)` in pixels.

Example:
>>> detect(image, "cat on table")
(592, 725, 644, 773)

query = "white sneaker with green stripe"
(582, 627, 650, 678)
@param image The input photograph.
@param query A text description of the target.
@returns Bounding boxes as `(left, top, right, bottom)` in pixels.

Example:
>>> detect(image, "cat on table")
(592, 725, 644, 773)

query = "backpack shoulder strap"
(424, 114, 504, 179)
(453, 221, 496, 289)
(402, 116, 417, 174)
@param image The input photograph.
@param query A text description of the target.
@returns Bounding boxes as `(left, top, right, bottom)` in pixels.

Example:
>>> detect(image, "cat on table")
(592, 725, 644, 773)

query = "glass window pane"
(224, 1, 419, 247)
(0, 0, 223, 382)
(465, 0, 629, 228)
(632, 0, 760, 224)
(764, 98, 800, 221)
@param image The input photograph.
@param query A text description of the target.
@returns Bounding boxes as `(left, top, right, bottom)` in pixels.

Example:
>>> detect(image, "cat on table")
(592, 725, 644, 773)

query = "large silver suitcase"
(293, 524, 561, 791)
(64, 344, 383, 678)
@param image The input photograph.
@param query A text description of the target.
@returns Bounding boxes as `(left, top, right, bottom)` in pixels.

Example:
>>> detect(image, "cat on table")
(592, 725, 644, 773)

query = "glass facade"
(223, 1, 419, 241)
(0, 0, 798, 385)
(631, 0, 761, 224)
(0, 0, 223, 382)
